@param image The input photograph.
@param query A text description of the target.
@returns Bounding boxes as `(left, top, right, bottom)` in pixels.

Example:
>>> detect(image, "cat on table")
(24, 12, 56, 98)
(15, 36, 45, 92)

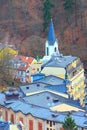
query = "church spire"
(48, 19, 56, 45)
(44, 19, 59, 57)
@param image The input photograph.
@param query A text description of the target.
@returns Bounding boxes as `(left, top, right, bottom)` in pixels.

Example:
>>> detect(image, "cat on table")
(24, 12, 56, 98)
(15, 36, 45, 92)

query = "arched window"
(47, 47, 49, 56)
(54, 47, 57, 52)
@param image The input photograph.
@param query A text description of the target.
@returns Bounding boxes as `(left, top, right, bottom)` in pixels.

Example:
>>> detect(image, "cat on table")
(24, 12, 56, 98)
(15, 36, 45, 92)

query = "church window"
(47, 47, 49, 56)
(54, 47, 57, 52)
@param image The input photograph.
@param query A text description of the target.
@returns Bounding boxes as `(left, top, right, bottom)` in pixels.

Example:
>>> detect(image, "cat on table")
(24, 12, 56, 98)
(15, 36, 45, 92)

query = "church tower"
(45, 19, 59, 56)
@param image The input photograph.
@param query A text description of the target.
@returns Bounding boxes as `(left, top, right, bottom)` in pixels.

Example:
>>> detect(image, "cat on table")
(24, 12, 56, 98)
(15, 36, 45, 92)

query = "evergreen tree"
(42, 0, 54, 32)
(63, 0, 75, 14)
(62, 113, 78, 130)
(63, 0, 75, 24)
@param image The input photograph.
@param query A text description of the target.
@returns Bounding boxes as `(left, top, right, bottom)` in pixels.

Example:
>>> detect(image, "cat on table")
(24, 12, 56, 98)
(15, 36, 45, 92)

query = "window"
(37, 68, 39, 71)
(50, 121, 52, 127)
(72, 70, 77, 77)
(11, 113, 14, 124)
(38, 122, 42, 130)
(29, 120, 33, 130)
(19, 117, 24, 124)
(47, 120, 49, 124)
(47, 47, 49, 56)
(47, 128, 49, 130)
(5, 110, 8, 121)
(54, 47, 57, 52)
(27, 70, 29, 73)
(21, 71, 23, 75)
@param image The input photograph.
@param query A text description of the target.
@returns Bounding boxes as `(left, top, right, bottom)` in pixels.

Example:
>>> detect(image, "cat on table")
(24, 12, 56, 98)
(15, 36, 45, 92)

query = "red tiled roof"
(19, 55, 34, 64)
(17, 55, 35, 71)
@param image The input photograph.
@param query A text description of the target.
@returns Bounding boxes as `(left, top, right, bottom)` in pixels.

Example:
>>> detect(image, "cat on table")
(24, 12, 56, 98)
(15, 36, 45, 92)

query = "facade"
(10, 55, 37, 83)
(29, 61, 42, 80)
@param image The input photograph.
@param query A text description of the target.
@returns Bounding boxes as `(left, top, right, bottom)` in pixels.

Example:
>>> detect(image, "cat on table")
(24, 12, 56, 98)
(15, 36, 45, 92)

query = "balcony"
(70, 69, 84, 81)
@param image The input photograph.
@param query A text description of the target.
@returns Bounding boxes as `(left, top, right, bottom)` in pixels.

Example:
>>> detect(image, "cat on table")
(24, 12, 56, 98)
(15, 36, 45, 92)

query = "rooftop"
(34, 75, 66, 85)
(0, 91, 86, 128)
(19, 82, 48, 96)
(41, 53, 77, 68)
(23, 91, 83, 110)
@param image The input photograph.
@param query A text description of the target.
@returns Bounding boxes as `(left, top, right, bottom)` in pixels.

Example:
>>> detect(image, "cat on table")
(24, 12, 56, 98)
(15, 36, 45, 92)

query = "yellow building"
(41, 54, 85, 105)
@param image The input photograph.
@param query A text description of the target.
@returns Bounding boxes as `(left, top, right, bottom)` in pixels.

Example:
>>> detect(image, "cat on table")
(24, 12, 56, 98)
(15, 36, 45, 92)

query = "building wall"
(41, 58, 85, 105)
(41, 67, 65, 79)
(45, 41, 58, 56)
(1, 106, 85, 130)
(67, 59, 85, 105)
(29, 63, 42, 76)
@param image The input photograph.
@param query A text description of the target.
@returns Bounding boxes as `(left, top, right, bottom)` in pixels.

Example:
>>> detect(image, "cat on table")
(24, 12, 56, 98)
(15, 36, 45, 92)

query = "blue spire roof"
(48, 19, 56, 45)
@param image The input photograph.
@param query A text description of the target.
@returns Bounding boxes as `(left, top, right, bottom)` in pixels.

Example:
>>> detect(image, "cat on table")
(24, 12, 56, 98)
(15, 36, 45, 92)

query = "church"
(41, 19, 85, 106)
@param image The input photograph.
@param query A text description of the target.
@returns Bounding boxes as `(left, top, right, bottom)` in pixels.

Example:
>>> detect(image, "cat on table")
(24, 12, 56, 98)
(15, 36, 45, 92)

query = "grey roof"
(41, 54, 77, 68)
(23, 91, 83, 110)
(34, 75, 65, 85)
(19, 76, 70, 97)
(23, 91, 62, 108)
(19, 82, 48, 96)
(0, 92, 87, 128)
(45, 85, 67, 94)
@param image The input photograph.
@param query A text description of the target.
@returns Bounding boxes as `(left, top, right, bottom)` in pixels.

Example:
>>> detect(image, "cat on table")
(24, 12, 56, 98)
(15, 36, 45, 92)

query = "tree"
(42, 0, 54, 32)
(0, 53, 13, 86)
(62, 113, 78, 130)
(63, 0, 75, 24)
(63, 0, 75, 14)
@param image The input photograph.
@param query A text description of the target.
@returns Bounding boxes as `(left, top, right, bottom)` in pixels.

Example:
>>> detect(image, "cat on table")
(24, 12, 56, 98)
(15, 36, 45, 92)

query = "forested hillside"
(0, 0, 87, 68)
